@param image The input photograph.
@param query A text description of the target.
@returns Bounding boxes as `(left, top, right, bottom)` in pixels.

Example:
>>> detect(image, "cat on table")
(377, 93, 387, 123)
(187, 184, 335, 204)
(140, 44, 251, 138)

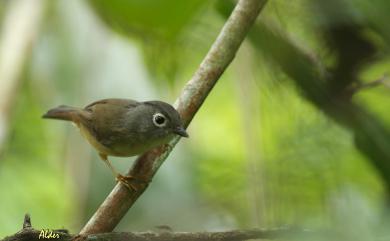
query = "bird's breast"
(77, 123, 115, 156)
(77, 122, 157, 157)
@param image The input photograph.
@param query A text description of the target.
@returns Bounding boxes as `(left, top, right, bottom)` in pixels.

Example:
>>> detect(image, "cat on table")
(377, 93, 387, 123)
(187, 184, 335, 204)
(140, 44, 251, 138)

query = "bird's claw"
(115, 174, 149, 191)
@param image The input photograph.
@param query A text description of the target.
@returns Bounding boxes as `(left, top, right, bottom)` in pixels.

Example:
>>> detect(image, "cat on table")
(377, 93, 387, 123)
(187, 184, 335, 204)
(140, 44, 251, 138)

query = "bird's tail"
(42, 105, 81, 122)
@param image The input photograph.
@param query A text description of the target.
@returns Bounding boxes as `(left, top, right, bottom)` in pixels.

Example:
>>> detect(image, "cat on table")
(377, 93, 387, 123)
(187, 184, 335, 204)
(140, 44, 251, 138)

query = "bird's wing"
(83, 99, 140, 148)
(84, 98, 138, 111)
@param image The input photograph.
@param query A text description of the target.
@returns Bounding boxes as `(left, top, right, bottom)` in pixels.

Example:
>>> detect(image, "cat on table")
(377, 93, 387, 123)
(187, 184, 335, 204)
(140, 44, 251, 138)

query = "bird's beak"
(174, 126, 189, 137)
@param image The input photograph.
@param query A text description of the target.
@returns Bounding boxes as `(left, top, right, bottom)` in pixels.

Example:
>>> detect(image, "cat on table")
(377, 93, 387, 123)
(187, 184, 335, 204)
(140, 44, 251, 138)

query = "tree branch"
(2, 214, 326, 241)
(80, 0, 268, 235)
(2, 227, 316, 241)
(350, 74, 390, 94)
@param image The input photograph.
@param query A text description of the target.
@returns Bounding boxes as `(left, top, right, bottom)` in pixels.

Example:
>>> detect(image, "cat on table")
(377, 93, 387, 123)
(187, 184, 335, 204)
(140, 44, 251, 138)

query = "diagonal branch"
(80, 0, 268, 235)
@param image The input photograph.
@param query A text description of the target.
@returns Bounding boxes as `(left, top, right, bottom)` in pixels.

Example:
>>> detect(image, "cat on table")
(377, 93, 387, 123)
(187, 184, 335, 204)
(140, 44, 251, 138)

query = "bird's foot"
(115, 174, 150, 191)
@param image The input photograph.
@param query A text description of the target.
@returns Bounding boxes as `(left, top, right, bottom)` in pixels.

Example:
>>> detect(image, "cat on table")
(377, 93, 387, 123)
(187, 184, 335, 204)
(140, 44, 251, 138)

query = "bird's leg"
(98, 153, 149, 191)
(98, 153, 120, 176)
(98, 153, 137, 191)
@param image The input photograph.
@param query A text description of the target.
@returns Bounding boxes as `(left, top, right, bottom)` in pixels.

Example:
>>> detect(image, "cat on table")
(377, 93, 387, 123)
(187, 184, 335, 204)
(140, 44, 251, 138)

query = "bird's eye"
(153, 113, 167, 127)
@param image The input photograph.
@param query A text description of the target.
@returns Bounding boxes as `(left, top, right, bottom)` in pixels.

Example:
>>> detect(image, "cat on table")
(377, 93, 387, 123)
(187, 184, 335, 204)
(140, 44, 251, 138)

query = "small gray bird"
(43, 98, 188, 190)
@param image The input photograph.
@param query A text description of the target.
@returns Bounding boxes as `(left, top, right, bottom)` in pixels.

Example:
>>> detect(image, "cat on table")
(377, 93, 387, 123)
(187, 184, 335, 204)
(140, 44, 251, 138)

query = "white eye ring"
(152, 113, 167, 127)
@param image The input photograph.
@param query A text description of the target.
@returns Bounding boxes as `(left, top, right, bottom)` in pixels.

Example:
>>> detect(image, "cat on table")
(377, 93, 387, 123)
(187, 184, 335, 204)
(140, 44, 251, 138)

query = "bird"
(43, 98, 188, 190)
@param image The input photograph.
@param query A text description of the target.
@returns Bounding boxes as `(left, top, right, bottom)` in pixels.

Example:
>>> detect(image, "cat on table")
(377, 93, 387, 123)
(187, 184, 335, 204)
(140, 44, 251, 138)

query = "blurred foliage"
(0, 1, 8, 19)
(87, 0, 212, 87)
(0, 70, 73, 234)
(1, 0, 390, 240)
(87, 0, 206, 40)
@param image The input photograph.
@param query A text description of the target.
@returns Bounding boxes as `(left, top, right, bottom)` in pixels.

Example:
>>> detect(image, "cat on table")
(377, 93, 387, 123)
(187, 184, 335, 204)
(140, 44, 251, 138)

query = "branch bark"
(2, 228, 314, 241)
(80, 0, 268, 235)
(2, 215, 324, 241)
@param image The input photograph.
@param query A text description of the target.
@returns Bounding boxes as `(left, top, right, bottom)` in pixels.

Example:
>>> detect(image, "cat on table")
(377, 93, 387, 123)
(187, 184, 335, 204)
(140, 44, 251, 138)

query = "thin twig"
(22, 214, 31, 229)
(351, 74, 390, 94)
(80, 0, 268, 235)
